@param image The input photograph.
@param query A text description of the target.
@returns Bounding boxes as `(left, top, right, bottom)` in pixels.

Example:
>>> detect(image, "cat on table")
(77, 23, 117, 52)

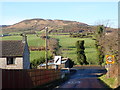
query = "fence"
(1, 69, 61, 89)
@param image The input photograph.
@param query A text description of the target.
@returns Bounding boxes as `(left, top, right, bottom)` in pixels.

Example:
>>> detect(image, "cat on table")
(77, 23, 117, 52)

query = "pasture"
(50, 35, 99, 65)
(30, 51, 52, 62)
(1, 34, 45, 47)
(1, 34, 99, 65)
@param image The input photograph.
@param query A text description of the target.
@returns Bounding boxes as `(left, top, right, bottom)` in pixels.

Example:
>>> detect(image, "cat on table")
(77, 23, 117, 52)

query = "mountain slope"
(1, 18, 91, 33)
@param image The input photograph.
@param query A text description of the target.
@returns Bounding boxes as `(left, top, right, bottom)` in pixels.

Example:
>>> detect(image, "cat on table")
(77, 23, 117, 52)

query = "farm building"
(0, 35, 30, 69)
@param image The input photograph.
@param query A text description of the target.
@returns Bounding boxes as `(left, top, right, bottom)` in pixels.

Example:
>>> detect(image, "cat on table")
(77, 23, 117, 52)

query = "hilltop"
(1, 18, 92, 34)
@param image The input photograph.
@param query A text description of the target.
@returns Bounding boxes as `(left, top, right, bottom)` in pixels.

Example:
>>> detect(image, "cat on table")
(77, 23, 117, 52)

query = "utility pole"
(45, 27, 48, 69)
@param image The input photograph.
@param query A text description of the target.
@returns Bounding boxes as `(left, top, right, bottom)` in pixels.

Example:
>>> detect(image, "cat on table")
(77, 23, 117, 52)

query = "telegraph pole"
(45, 27, 48, 69)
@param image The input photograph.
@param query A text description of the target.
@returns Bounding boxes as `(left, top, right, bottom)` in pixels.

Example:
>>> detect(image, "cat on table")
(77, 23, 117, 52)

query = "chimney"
(22, 34, 27, 43)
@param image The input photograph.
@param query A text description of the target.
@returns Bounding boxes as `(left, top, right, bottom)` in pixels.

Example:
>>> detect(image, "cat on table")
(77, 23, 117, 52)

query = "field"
(1, 34, 45, 47)
(30, 51, 52, 62)
(1, 34, 99, 64)
(50, 35, 99, 65)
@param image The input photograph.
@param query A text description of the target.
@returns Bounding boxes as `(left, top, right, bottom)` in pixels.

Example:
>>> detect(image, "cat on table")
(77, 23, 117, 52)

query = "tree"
(48, 38, 60, 56)
(94, 25, 105, 65)
(75, 40, 88, 65)
(96, 25, 105, 37)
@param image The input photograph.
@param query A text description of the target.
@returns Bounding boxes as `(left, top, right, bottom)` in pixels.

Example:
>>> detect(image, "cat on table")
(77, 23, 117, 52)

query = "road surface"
(54, 67, 109, 89)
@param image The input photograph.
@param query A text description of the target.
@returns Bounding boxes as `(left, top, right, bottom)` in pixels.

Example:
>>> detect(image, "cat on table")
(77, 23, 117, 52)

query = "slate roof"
(0, 40, 25, 57)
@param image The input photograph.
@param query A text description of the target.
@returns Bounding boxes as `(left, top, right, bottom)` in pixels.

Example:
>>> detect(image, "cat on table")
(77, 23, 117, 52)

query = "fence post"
(0, 69, 2, 90)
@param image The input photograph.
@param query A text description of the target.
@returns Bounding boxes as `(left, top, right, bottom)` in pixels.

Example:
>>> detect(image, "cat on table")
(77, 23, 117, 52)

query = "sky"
(0, 1, 118, 28)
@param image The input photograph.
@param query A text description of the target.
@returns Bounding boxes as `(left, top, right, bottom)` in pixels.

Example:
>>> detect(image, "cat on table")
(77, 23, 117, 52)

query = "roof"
(0, 40, 25, 57)
(39, 60, 68, 66)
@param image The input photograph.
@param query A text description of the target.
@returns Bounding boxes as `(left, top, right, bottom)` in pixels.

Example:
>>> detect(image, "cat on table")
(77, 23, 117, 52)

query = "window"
(7, 57, 15, 65)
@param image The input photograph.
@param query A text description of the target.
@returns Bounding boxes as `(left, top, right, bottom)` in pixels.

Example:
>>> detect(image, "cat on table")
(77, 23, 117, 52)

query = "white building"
(0, 35, 30, 69)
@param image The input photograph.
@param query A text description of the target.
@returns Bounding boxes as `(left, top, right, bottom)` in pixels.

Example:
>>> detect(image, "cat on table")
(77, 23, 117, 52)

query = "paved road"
(54, 68, 109, 89)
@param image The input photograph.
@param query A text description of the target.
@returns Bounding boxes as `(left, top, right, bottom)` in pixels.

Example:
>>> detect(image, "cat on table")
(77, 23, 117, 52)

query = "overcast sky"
(0, 0, 118, 28)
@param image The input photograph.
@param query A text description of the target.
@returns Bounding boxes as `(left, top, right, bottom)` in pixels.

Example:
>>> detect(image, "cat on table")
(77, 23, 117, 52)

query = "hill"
(1, 18, 92, 34)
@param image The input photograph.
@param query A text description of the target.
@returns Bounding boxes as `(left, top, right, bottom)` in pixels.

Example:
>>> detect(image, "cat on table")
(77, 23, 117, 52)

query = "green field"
(1, 34, 45, 47)
(1, 34, 99, 65)
(30, 51, 52, 62)
(50, 35, 99, 65)
(1, 35, 22, 40)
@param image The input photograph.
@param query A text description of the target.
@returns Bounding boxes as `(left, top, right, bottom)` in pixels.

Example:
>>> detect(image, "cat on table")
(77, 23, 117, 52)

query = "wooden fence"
(1, 69, 61, 89)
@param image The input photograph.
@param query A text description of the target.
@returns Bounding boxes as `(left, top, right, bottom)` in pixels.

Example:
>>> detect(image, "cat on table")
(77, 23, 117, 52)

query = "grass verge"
(99, 75, 118, 89)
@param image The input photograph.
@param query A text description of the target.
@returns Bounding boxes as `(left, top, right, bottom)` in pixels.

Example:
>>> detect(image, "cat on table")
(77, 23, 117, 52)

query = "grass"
(99, 75, 118, 88)
(1, 35, 22, 40)
(50, 35, 99, 65)
(30, 51, 45, 62)
(27, 35, 45, 47)
(30, 51, 52, 62)
(1, 34, 45, 47)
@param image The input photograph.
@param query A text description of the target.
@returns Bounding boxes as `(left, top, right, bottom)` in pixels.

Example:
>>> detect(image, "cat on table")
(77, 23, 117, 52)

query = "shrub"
(75, 40, 88, 65)
(30, 57, 45, 69)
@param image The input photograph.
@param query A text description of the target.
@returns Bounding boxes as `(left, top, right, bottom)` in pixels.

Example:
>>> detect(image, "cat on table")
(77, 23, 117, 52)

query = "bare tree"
(94, 19, 113, 28)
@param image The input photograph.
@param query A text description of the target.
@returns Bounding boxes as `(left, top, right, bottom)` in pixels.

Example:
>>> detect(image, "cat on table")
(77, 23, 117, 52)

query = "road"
(54, 67, 109, 89)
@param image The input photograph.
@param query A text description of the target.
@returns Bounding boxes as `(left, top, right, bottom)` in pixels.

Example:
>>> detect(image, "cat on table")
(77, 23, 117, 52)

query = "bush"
(96, 45, 104, 65)
(30, 57, 45, 69)
(75, 40, 88, 65)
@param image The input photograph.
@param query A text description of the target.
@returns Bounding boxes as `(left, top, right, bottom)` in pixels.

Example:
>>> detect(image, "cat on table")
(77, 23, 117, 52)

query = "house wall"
(23, 43, 30, 69)
(0, 57, 23, 69)
(0, 58, 6, 69)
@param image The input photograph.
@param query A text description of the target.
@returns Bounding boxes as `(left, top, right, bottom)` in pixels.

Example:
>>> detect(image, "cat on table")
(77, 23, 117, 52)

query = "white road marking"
(67, 81, 81, 84)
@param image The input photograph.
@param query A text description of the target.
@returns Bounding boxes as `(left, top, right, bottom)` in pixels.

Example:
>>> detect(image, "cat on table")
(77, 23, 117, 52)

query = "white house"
(0, 35, 30, 69)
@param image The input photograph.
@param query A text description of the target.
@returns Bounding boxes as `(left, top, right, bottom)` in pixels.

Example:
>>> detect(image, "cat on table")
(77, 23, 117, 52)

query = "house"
(0, 35, 30, 69)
